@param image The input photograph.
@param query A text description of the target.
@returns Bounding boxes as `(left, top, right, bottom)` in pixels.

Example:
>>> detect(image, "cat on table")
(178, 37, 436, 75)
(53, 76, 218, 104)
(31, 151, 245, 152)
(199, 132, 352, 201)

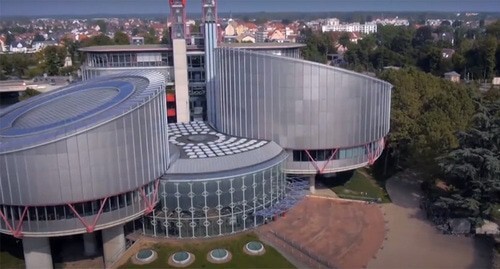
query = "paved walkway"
(259, 196, 385, 269)
(368, 171, 492, 269)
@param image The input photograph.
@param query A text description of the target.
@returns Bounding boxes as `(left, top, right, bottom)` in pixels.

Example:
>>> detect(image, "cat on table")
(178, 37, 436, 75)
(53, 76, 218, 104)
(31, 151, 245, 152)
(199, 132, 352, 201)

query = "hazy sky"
(1, 0, 499, 17)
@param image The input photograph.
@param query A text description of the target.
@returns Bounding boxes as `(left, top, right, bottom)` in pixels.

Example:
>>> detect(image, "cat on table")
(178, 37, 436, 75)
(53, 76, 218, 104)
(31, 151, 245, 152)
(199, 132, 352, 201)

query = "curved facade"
(212, 48, 392, 173)
(0, 72, 168, 236)
(142, 122, 289, 238)
(143, 162, 287, 238)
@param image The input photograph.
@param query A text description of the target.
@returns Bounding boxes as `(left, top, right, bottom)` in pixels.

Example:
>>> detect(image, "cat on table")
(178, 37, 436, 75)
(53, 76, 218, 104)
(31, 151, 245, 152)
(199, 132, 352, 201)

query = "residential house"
(441, 48, 455, 59)
(267, 29, 286, 43)
(9, 41, 29, 53)
(0, 36, 6, 52)
(444, 71, 460, 83)
(237, 33, 255, 43)
(255, 27, 268, 43)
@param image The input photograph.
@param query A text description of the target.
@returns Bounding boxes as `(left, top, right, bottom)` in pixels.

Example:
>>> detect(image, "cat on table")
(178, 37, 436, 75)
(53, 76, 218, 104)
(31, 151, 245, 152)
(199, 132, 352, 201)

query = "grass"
(322, 168, 391, 203)
(0, 235, 25, 269)
(0, 252, 24, 269)
(120, 233, 295, 269)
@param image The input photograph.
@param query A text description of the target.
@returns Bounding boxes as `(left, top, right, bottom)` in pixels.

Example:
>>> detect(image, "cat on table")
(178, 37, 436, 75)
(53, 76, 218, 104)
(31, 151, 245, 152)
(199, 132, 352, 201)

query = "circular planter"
(168, 251, 195, 267)
(244, 241, 266, 255)
(133, 249, 157, 264)
(207, 248, 232, 264)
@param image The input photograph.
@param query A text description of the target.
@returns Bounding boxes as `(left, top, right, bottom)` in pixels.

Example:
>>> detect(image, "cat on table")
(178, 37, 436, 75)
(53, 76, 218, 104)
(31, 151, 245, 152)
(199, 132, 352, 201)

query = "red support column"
(13, 207, 29, 238)
(0, 206, 29, 238)
(67, 197, 109, 233)
(0, 208, 16, 235)
(365, 143, 375, 165)
(320, 148, 339, 174)
(304, 150, 321, 173)
(139, 179, 160, 214)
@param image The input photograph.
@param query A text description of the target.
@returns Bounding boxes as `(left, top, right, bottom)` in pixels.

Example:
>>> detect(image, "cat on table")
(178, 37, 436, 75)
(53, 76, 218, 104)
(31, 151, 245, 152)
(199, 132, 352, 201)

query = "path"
(258, 196, 385, 269)
(368, 171, 492, 269)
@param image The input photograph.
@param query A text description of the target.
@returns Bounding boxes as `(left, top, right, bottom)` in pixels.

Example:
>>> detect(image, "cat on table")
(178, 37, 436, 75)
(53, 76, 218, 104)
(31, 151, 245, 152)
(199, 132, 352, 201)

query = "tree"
(452, 20, 463, 28)
(143, 27, 158, 44)
(42, 46, 66, 76)
(5, 33, 15, 46)
(19, 88, 42, 101)
(191, 22, 201, 33)
(338, 33, 351, 48)
(95, 20, 107, 33)
(378, 68, 476, 171)
(33, 34, 45, 42)
(161, 28, 171, 45)
(113, 31, 130, 45)
(486, 20, 500, 39)
(82, 34, 114, 47)
(300, 28, 333, 64)
(431, 99, 500, 225)
(413, 26, 433, 47)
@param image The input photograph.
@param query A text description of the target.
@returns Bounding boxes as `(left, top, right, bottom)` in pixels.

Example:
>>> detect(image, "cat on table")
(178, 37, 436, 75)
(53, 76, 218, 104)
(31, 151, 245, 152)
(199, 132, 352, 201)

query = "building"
(131, 36, 144, 45)
(79, 43, 304, 122)
(321, 19, 378, 34)
(0, 72, 167, 268)
(0, 0, 392, 268)
(444, 71, 460, 83)
(441, 48, 455, 59)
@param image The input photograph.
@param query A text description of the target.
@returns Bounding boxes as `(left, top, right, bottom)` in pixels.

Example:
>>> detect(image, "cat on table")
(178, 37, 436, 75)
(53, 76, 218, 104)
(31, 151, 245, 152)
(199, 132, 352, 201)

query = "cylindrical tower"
(0, 71, 168, 237)
(202, 0, 219, 125)
(212, 48, 392, 174)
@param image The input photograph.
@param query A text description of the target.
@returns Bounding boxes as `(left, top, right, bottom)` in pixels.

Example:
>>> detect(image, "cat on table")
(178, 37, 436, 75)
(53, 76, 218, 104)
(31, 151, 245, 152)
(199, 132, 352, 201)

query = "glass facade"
(142, 163, 286, 238)
(0, 180, 156, 235)
(187, 53, 207, 121)
(85, 52, 173, 68)
(292, 141, 379, 162)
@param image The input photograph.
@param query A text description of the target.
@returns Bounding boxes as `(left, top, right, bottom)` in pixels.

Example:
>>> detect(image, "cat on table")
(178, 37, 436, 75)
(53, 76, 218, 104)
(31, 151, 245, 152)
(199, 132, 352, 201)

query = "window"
(188, 70, 205, 82)
(188, 55, 204, 68)
(292, 149, 337, 162)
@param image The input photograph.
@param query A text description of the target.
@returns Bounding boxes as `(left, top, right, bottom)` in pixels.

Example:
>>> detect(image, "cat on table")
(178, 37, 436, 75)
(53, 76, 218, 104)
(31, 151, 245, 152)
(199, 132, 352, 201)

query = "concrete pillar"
(309, 174, 316, 194)
(23, 237, 53, 269)
(172, 39, 190, 123)
(102, 225, 126, 268)
(83, 232, 98, 256)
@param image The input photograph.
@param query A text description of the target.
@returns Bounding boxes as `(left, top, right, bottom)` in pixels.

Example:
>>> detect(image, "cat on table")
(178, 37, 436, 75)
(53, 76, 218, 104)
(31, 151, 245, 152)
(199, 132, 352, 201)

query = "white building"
(321, 19, 377, 34)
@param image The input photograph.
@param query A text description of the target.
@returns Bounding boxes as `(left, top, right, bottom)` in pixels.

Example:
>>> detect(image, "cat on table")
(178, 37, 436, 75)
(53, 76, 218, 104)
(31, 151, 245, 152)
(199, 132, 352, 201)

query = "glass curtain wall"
(142, 164, 286, 238)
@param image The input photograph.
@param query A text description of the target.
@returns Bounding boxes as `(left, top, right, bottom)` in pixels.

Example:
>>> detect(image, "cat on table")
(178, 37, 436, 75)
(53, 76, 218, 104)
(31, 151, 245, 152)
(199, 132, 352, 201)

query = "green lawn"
(327, 168, 391, 203)
(0, 235, 25, 269)
(120, 233, 295, 269)
(0, 251, 24, 269)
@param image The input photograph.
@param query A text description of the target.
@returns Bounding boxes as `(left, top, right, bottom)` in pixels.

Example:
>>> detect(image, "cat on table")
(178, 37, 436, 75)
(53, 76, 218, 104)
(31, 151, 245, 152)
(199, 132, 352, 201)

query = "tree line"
(302, 20, 500, 80)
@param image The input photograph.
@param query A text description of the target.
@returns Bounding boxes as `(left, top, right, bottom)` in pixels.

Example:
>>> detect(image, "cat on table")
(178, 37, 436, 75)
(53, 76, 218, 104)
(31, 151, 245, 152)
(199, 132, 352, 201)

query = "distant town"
(0, 12, 495, 53)
(0, 5, 500, 269)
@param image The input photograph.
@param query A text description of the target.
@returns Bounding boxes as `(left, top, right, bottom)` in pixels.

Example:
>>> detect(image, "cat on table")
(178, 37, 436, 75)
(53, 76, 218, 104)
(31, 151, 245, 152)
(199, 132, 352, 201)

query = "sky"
(1, 0, 500, 17)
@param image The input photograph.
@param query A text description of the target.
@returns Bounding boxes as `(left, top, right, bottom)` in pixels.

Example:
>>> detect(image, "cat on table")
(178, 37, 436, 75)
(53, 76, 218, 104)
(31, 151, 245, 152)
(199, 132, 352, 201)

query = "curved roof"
(221, 42, 305, 49)
(78, 42, 305, 53)
(0, 71, 165, 154)
(217, 47, 393, 86)
(165, 122, 286, 180)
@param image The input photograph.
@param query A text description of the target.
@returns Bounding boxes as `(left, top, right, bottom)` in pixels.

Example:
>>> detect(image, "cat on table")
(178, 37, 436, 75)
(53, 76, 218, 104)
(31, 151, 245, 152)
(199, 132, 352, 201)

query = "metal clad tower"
(169, 0, 190, 122)
(202, 0, 218, 125)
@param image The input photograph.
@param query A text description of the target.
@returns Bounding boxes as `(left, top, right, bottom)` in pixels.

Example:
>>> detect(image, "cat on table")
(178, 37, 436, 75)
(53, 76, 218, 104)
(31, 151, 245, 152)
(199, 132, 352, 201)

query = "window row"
(0, 181, 156, 222)
(86, 52, 174, 68)
(292, 141, 379, 162)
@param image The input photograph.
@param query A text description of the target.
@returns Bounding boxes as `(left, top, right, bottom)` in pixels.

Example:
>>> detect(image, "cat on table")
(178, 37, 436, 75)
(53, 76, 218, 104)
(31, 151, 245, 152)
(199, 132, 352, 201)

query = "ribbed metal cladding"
(0, 73, 169, 206)
(204, 22, 218, 125)
(212, 48, 392, 150)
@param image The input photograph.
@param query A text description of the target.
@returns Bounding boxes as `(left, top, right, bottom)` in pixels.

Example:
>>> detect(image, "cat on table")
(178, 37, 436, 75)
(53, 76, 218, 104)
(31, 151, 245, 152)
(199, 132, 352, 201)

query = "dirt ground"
(259, 196, 386, 269)
(368, 171, 492, 269)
